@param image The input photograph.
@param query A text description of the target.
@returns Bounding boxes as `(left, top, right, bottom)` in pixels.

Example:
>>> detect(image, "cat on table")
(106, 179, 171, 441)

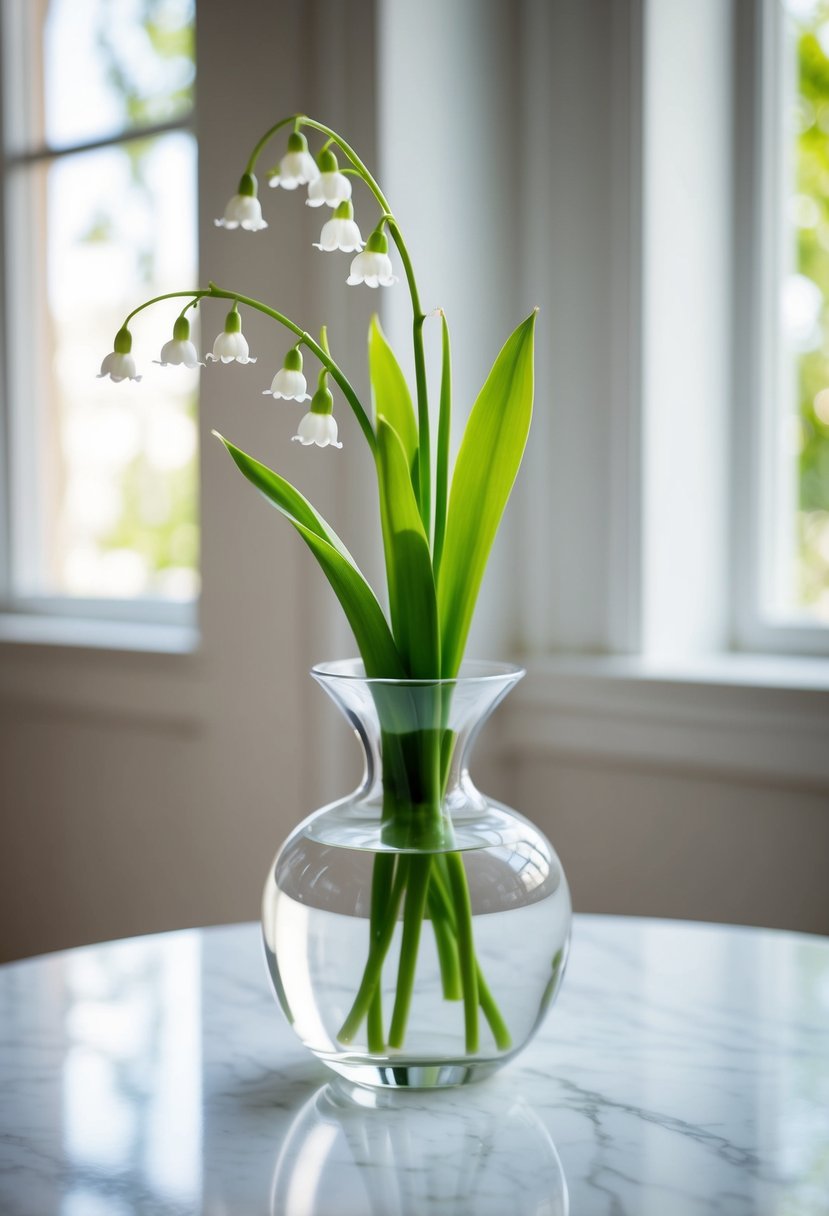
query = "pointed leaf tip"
(437, 312, 536, 677)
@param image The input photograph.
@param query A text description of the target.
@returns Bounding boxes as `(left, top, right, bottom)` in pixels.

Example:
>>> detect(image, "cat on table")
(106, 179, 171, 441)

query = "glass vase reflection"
(271, 1080, 569, 1216)
(262, 660, 571, 1089)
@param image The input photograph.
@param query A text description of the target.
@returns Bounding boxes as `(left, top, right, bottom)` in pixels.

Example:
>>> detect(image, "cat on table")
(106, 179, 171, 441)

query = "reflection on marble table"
(0, 915, 828, 1215)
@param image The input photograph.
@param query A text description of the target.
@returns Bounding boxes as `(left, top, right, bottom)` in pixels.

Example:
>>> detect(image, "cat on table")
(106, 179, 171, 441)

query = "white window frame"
(733, 0, 829, 656)
(0, 2, 199, 643)
(490, 0, 829, 791)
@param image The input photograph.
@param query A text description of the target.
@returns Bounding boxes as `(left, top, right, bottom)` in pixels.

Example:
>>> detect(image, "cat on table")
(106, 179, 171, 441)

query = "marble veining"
(1, 915, 828, 1215)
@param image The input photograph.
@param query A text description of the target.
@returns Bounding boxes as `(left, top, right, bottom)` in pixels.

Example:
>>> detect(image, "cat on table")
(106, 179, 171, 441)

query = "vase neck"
(312, 662, 523, 844)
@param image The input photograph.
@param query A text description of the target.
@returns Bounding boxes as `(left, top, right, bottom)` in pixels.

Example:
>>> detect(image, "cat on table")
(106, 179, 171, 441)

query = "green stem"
(205, 284, 376, 454)
(245, 114, 300, 174)
(445, 851, 479, 1053)
(388, 854, 432, 1048)
(296, 118, 431, 534)
(387, 218, 430, 536)
(433, 310, 452, 577)
(125, 289, 210, 326)
(367, 852, 396, 1052)
(337, 858, 409, 1045)
(177, 295, 201, 322)
(428, 880, 462, 1000)
(476, 963, 511, 1051)
(119, 284, 376, 453)
(430, 858, 511, 1047)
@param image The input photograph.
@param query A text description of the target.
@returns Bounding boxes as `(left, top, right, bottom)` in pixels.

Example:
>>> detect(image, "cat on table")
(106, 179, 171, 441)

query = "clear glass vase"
(262, 660, 572, 1090)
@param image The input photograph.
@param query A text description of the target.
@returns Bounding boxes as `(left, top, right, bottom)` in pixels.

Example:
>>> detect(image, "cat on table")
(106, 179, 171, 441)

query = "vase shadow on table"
(270, 1074, 569, 1216)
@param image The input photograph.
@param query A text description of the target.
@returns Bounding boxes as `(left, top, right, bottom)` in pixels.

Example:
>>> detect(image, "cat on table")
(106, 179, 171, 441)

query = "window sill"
(500, 653, 829, 789)
(0, 612, 199, 655)
(0, 613, 204, 731)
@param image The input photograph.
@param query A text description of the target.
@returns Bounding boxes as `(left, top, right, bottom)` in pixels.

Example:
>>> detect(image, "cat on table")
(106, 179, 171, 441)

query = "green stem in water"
(428, 879, 462, 1000)
(476, 963, 511, 1051)
(388, 854, 432, 1048)
(366, 852, 397, 1052)
(337, 858, 409, 1045)
(445, 851, 479, 1053)
(429, 855, 510, 1046)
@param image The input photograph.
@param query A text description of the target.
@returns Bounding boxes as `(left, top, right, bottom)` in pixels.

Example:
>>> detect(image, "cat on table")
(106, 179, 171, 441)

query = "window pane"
(4, 0, 195, 153)
(7, 133, 200, 601)
(777, 0, 829, 623)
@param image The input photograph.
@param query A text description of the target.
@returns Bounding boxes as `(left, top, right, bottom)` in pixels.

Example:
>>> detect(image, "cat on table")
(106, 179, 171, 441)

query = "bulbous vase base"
(320, 1057, 505, 1090)
(262, 661, 573, 1090)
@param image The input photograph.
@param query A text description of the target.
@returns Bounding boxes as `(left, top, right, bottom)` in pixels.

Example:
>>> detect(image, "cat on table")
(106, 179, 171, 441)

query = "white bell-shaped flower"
(347, 227, 398, 288)
(263, 346, 310, 401)
(269, 132, 320, 190)
(292, 383, 342, 448)
(97, 328, 141, 382)
(214, 173, 267, 231)
(206, 306, 257, 364)
(314, 199, 364, 253)
(305, 149, 352, 209)
(154, 316, 204, 367)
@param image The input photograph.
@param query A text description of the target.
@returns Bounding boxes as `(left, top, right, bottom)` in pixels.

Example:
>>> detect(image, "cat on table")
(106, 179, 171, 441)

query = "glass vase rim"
(311, 658, 526, 688)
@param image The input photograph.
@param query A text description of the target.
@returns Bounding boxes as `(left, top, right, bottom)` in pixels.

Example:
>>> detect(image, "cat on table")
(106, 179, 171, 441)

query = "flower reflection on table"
(270, 1077, 568, 1216)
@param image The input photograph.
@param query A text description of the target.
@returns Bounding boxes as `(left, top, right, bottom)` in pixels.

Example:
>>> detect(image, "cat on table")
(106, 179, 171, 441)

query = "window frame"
(733, 0, 829, 656)
(0, 2, 199, 638)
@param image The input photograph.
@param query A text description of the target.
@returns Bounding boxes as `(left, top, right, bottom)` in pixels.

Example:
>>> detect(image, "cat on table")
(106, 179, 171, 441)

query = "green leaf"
(376, 417, 440, 678)
(437, 311, 537, 678)
(216, 432, 354, 561)
(214, 431, 405, 678)
(368, 315, 418, 471)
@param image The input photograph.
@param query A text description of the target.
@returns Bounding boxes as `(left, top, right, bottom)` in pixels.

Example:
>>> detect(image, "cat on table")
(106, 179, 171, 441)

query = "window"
(740, 0, 829, 652)
(0, 0, 198, 629)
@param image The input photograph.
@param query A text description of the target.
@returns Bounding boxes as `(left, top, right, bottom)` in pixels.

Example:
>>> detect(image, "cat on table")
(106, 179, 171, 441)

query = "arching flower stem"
(244, 114, 300, 176)
(244, 114, 431, 533)
(297, 118, 431, 535)
(124, 289, 208, 327)
(177, 296, 201, 322)
(206, 286, 375, 453)
(119, 285, 376, 455)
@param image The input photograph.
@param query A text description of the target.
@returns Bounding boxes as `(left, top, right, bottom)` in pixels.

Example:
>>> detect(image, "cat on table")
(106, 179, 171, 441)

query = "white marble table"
(1, 915, 828, 1215)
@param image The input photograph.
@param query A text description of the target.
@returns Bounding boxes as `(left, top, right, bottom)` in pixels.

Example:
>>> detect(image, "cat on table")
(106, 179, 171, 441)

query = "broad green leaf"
(376, 417, 440, 679)
(368, 315, 418, 470)
(437, 311, 537, 678)
(216, 432, 354, 561)
(215, 431, 404, 678)
(294, 522, 406, 678)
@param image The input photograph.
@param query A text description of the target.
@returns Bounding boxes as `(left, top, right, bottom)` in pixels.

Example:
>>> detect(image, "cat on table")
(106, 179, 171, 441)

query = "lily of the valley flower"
(98, 327, 141, 382)
(263, 346, 310, 401)
(269, 132, 320, 190)
(155, 315, 204, 367)
(313, 200, 364, 253)
(292, 381, 342, 448)
(206, 305, 257, 364)
(305, 149, 352, 209)
(215, 173, 268, 231)
(347, 227, 398, 288)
